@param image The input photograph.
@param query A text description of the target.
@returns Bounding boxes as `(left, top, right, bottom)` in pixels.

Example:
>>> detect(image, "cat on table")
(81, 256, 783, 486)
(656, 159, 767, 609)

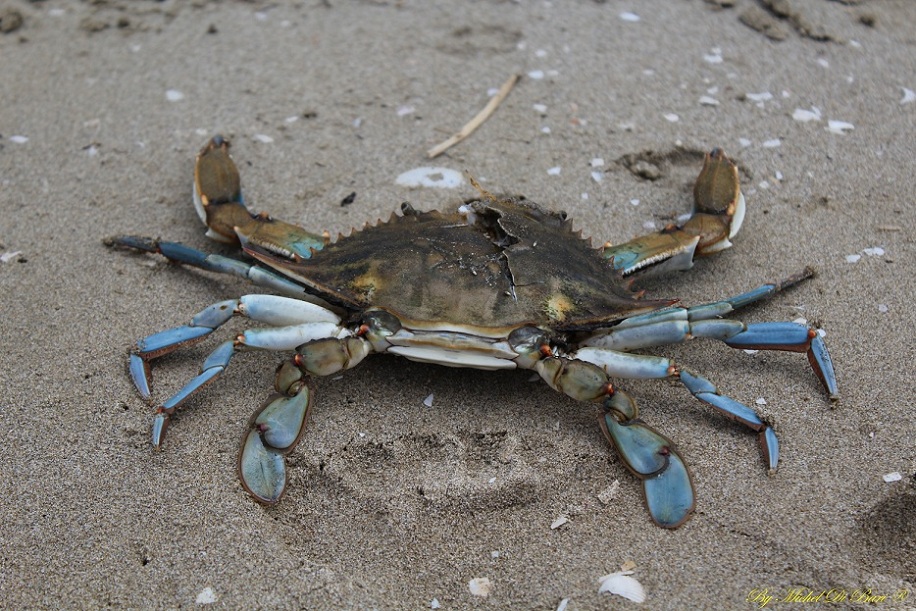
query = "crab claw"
(600, 391, 695, 529)
(603, 149, 745, 276)
(193, 136, 251, 244)
(683, 148, 746, 255)
(193, 135, 328, 260)
(238, 361, 313, 504)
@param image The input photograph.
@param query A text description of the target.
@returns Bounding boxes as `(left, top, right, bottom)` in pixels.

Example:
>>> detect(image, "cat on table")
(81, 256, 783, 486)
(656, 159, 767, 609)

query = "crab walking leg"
(105, 236, 326, 302)
(150, 317, 350, 447)
(685, 267, 816, 319)
(239, 337, 371, 503)
(581, 314, 838, 400)
(583, 267, 818, 354)
(139, 296, 346, 448)
(531, 353, 695, 528)
(603, 149, 746, 277)
(128, 294, 342, 399)
(571, 347, 779, 469)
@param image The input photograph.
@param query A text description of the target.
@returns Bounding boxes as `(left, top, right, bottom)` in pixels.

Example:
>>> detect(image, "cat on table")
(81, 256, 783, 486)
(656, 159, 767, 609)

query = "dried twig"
(427, 73, 519, 158)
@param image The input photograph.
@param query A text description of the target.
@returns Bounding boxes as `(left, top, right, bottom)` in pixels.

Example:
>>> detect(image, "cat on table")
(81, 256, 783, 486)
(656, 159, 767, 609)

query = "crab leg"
(131, 295, 344, 447)
(604, 148, 746, 277)
(530, 353, 694, 528)
(106, 235, 326, 302)
(685, 267, 816, 319)
(107, 134, 335, 299)
(601, 391, 695, 529)
(137, 294, 371, 503)
(570, 347, 779, 469)
(128, 294, 341, 396)
(580, 313, 838, 400)
(240, 337, 371, 503)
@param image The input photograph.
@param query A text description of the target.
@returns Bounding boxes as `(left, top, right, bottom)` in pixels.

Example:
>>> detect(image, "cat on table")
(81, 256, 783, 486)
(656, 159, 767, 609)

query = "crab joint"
(295, 337, 372, 377)
(534, 356, 613, 403)
(604, 388, 638, 422)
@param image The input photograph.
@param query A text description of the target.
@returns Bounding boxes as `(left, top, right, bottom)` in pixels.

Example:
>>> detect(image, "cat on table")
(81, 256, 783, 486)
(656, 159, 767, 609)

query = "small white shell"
(883, 472, 902, 483)
(550, 516, 569, 530)
(468, 577, 492, 597)
(597, 480, 620, 505)
(746, 92, 773, 103)
(827, 120, 854, 134)
(195, 587, 217, 604)
(598, 571, 646, 603)
(792, 107, 821, 122)
(396, 167, 463, 189)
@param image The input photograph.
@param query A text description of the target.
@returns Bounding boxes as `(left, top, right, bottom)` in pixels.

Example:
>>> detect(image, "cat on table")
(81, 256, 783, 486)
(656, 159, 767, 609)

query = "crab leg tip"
(808, 334, 839, 399)
(152, 411, 169, 448)
(759, 427, 779, 471)
(129, 353, 152, 399)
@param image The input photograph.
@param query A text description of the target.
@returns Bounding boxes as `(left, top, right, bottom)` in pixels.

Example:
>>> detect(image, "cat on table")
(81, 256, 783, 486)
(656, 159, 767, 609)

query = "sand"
(1, 1, 913, 608)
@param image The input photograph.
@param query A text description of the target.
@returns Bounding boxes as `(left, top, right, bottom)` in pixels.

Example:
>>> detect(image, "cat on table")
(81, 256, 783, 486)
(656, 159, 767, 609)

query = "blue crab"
(107, 137, 837, 528)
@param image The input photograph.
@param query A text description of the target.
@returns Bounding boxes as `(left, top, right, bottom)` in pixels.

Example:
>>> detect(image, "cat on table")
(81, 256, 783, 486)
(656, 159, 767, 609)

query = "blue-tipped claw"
(761, 428, 779, 471)
(643, 452, 695, 529)
(253, 388, 312, 452)
(601, 410, 696, 529)
(238, 430, 287, 504)
(152, 411, 169, 448)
